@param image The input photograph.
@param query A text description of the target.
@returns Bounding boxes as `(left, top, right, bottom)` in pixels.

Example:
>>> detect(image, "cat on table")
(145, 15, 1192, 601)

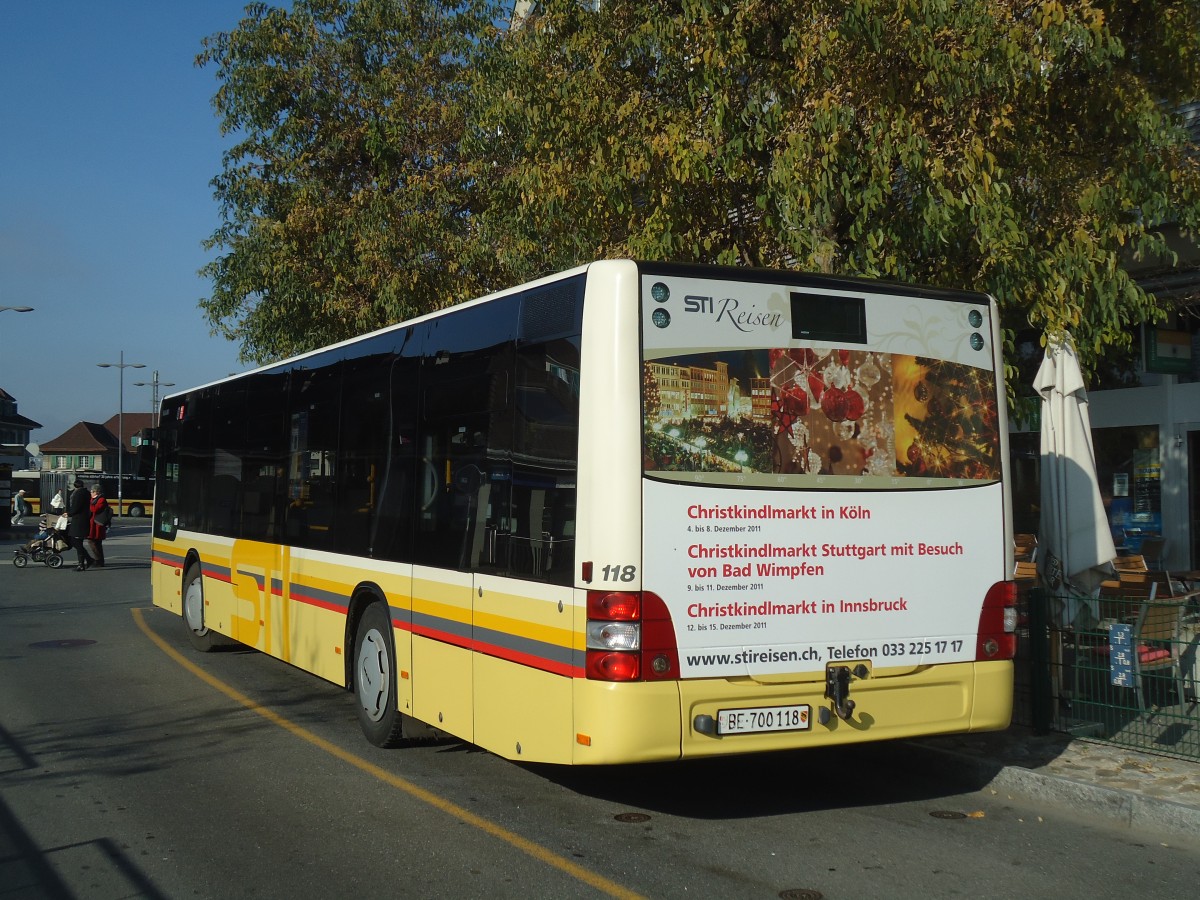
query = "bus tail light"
(586, 590, 679, 681)
(976, 580, 1018, 661)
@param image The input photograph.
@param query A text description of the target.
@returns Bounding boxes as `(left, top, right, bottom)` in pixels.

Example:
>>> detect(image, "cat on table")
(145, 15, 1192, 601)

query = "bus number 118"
(602, 564, 637, 582)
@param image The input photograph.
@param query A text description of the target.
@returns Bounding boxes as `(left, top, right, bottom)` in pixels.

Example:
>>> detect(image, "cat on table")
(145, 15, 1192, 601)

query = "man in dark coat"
(66, 479, 93, 571)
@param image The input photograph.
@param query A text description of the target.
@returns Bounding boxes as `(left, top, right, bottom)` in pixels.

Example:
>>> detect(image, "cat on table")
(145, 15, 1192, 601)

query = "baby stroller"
(13, 516, 68, 569)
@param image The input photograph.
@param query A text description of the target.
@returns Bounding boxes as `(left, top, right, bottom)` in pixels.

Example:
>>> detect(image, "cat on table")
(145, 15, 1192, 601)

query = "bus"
(99, 475, 156, 518)
(150, 260, 1015, 765)
(37, 473, 156, 518)
(12, 471, 41, 515)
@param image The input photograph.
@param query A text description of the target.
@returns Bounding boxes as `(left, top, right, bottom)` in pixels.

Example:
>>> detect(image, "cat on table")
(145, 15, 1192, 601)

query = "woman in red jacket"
(87, 485, 112, 568)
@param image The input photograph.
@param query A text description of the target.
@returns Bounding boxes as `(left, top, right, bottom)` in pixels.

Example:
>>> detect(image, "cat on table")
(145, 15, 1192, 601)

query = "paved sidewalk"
(907, 725, 1200, 840)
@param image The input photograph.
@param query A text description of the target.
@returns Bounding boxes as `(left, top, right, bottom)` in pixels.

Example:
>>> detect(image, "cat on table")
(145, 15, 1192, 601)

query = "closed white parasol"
(1034, 334, 1116, 626)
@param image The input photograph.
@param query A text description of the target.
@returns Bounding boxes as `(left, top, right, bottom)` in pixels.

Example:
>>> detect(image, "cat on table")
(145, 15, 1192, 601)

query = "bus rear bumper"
(567, 661, 1012, 764)
(677, 661, 1013, 759)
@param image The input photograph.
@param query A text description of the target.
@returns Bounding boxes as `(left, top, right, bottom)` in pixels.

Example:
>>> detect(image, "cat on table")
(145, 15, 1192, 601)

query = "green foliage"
(201, 0, 1200, 393)
(198, 0, 501, 362)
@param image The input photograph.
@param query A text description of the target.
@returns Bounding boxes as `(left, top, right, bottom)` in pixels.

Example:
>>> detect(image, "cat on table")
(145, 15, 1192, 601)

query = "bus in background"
(150, 260, 1015, 765)
(99, 475, 155, 518)
(11, 471, 41, 515)
(37, 473, 156, 518)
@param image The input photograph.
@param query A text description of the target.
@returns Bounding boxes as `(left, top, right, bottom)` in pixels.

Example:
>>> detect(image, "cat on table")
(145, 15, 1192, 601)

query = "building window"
(1095, 426, 1160, 552)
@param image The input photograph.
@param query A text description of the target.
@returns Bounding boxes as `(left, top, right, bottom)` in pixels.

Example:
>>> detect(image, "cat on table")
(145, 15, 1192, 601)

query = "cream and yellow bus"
(151, 260, 1015, 764)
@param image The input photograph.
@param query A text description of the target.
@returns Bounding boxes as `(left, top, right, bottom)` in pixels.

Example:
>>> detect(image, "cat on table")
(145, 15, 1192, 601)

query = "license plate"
(717, 704, 811, 735)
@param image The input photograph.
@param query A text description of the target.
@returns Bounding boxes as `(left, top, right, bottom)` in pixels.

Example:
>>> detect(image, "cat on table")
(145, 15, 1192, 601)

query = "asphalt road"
(1, 522, 1198, 899)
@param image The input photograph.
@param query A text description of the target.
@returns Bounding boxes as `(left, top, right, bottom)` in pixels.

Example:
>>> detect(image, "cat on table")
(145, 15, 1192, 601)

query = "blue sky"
(1, 2, 257, 443)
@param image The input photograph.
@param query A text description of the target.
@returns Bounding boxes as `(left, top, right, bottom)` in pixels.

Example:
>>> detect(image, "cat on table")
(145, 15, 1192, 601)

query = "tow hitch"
(819, 664, 868, 724)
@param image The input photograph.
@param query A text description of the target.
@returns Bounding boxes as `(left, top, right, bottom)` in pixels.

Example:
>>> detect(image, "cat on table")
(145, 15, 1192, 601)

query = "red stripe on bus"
(408, 621, 582, 678)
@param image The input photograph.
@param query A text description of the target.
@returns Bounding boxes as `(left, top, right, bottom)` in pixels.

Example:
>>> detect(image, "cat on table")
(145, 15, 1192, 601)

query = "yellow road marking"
(133, 607, 644, 900)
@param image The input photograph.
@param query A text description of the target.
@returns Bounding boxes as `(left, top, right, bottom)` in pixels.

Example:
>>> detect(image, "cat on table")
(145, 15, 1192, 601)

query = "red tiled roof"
(40, 422, 118, 452)
(101, 413, 155, 449)
(40, 413, 156, 452)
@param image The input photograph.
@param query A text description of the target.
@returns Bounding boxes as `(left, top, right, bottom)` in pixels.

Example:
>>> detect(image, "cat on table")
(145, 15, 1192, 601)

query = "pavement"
(907, 724, 1200, 841)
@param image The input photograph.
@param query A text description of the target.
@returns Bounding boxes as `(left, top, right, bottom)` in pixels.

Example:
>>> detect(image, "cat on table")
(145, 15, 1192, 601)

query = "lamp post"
(96, 351, 145, 516)
(133, 370, 175, 425)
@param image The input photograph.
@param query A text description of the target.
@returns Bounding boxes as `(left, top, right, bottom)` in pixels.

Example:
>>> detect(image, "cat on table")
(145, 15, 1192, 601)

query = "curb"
(984, 756, 1200, 840)
(903, 741, 1200, 841)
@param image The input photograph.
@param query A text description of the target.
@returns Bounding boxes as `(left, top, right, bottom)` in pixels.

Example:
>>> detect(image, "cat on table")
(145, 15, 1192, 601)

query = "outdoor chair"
(1146, 569, 1187, 598)
(1099, 573, 1156, 621)
(1130, 596, 1191, 714)
(1014, 533, 1038, 563)
(1112, 554, 1148, 574)
(1137, 536, 1167, 571)
(1072, 575, 1157, 703)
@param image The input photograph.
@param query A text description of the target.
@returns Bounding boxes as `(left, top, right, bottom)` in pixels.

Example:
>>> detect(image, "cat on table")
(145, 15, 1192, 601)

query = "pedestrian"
(66, 479, 94, 571)
(86, 484, 112, 568)
(10, 489, 30, 525)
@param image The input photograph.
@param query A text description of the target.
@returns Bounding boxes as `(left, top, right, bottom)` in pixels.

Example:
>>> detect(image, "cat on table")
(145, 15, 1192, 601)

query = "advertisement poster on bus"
(638, 273, 1006, 678)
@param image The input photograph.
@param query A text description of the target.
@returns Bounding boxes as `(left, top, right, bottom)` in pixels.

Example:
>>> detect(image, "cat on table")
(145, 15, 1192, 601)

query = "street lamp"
(133, 370, 175, 425)
(96, 351, 145, 516)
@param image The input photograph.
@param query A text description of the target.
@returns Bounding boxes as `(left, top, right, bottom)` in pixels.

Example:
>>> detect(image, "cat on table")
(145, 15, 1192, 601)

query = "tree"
(198, 0, 500, 363)
(200, 1, 1200, 393)
(469, 0, 1200, 389)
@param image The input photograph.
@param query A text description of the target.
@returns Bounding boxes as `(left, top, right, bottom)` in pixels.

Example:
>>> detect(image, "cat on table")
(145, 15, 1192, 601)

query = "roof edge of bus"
(634, 260, 993, 304)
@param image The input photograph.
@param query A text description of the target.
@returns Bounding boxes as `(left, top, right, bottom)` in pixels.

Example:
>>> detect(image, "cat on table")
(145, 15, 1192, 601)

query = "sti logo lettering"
(683, 293, 784, 333)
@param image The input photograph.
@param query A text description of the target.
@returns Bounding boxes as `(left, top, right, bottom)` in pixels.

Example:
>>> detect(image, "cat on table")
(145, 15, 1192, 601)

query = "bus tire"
(353, 601, 407, 748)
(127, 504, 145, 518)
(182, 563, 228, 652)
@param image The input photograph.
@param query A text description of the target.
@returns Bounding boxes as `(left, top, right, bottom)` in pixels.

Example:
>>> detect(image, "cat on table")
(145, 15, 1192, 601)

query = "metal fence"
(1013, 587, 1200, 761)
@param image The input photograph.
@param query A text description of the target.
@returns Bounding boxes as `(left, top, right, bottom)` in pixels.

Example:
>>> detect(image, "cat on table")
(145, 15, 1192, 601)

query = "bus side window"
(411, 297, 520, 573)
(507, 337, 580, 585)
(177, 388, 215, 533)
(337, 352, 395, 557)
(371, 349, 419, 562)
(286, 359, 342, 550)
(415, 355, 511, 572)
(208, 382, 246, 537)
(241, 372, 287, 542)
(154, 402, 183, 536)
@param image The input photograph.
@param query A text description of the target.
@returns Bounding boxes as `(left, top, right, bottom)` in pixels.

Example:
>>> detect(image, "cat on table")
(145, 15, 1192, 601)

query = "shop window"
(1094, 426, 1160, 551)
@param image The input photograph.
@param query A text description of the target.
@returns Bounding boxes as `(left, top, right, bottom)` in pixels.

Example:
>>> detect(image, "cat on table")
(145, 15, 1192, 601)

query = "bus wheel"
(127, 504, 144, 518)
(353, 602, 407, 748)
(183, 563, 225, 652)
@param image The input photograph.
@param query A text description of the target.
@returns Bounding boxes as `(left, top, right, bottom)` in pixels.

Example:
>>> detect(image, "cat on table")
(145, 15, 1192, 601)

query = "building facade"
(38, 413, 156, 478)
(0, 388, 42, 470)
